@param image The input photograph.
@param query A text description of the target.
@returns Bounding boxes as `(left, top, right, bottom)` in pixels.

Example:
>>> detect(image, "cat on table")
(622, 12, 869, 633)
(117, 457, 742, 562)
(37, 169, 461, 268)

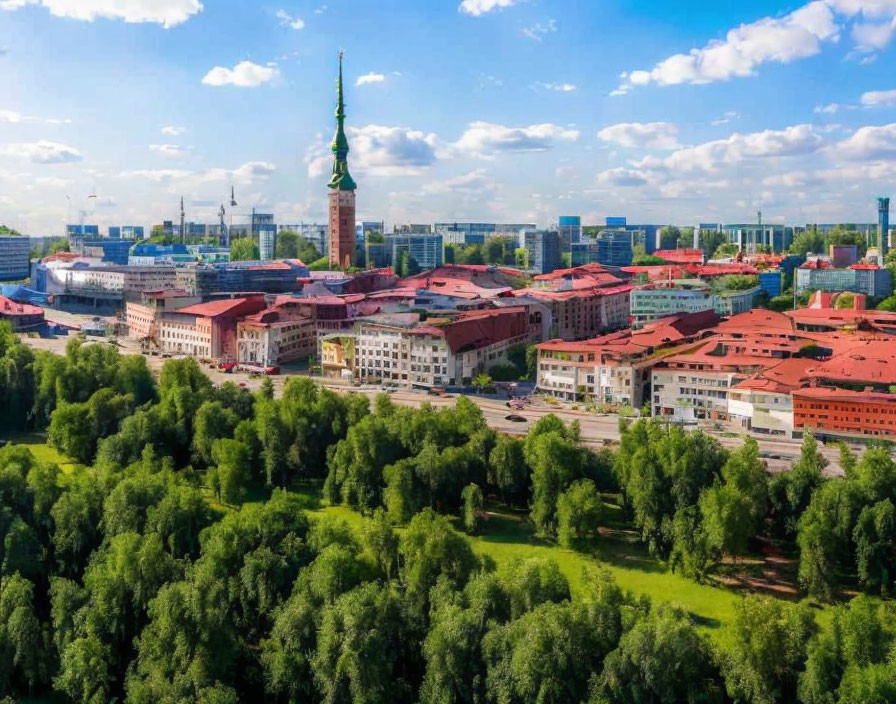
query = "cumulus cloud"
(0, 108, 69, 124)
(458, 0, 519, 16)
(306, 125, 441, 178)
(274, 9, 303, 29)
(596, 168, 649, 187)
(120, 161, 276, 186)
(161, 125, 186, 136)
(521, 19, 557, 42)
(861, 88, 896, 106)
(355, 72, 385, 86)
(202, 61, 277, 87)
(0, 0, 202, 27)
(614, 0, 896, 94)
(597, 122, 681, 150)
(1, 140, 82, 164)
(150, 143, 191, 159)
(833, 122, 896, 159)
(455, 121, 579, 158)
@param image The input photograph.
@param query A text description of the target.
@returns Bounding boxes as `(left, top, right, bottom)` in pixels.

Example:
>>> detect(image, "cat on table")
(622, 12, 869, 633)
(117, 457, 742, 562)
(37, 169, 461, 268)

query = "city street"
(16, 327, 845, 475)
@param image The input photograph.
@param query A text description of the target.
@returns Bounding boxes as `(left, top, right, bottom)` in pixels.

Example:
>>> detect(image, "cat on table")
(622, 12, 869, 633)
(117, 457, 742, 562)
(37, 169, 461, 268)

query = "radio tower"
(180, 196, 186, 243)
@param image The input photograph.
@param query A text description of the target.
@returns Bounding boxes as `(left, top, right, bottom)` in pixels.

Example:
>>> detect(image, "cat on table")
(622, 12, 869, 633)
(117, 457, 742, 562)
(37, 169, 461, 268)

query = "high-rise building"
(879, 197, 890, 259)
(524, 230, 561, 274)
(558, 216, 582, 245)
(595, 229, 636, 267)
(0, 236, 30, 281)
(252, 211, 277, 260)
(327, 53, 357, 269)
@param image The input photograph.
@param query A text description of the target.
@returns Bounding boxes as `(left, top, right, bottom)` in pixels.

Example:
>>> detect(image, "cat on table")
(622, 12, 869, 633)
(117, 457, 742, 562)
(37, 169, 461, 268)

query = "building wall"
(329, 190, 356, 269)
(793, 395, 896, 438)
(652, 368, 742, 421)
(630, 288, 713, 328)
(237, 318, 315, 367)
(0, 237, 31, 281)
(727, 388, 794, 436)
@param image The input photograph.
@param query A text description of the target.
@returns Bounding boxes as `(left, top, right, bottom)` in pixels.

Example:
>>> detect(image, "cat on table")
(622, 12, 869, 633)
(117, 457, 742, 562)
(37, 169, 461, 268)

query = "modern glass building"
(595, 229, 636, 267)
(251, 212, 277, 261)
(758, 270, 783, 298)
(108, 226, 145, 240)
(558, 216, 582, 245)
(0, 236, 30, 281)
(386, 234, 444, 270)
(66, 224, 100, 239)
(524, 230, 561, 274)
(722, 224, 793, 253)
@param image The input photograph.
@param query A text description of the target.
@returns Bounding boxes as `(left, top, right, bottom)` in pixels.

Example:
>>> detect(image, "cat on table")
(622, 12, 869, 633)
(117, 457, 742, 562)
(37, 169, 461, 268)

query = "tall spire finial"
(328, 49, 356, 191)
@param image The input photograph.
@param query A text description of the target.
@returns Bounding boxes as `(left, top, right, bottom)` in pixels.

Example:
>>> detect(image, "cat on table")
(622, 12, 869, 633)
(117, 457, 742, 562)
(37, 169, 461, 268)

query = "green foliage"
(461, 483, 483, 534)
(557, 479, 603, 548)
(229, 237, 259, 261)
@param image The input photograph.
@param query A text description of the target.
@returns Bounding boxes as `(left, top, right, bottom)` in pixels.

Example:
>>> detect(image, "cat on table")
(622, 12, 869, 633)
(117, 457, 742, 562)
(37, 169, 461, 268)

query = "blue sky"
(1, 0, 896, 234)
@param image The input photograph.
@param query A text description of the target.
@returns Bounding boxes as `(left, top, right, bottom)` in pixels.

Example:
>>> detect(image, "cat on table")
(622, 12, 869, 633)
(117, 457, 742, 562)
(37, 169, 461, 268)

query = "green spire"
(328, 51, 356, 191)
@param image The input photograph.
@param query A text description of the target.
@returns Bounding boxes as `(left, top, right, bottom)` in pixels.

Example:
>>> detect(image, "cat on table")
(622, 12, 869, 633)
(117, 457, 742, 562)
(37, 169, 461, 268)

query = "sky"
(2, 0, 896, 234)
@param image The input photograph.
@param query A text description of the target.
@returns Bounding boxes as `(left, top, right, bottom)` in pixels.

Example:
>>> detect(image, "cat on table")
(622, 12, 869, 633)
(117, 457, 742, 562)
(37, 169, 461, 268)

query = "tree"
(230, 237, 259, 262)
(362, 509, 398, 579)
(528, 431, 582, 537)
(192, 400, 239, 466)
(461, 483, 483, 534)
(503, 557, 570, 619)
(488, 434, 528, 506)
(472, 373, 491, 394)
(557, 479, 603, 548)
(274, 230, 299, 259)
(699, 438, 768, 561)
(592, 604, 724, 704)
(853, 499, 896, 595)
(211, 438, 252, 504)
(720, 596, 817, 704)
(770, 431, 826, 537)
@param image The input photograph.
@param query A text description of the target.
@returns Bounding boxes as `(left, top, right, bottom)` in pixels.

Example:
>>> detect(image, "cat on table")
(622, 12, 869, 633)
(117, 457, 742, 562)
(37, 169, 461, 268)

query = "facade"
(66, 225, 100, 239)
(236, 305, 316, 368)
(320, 334, 357, 379)
(0, 295, 44, 330)
(571, 241, 600, 267)
(880, 197, 890, 259)
(0, 236, 31, 281)
(793, 387, 896, 439)
(393, 224, 432, 235)
(108, 226, 145, 240)
(125, 290, 201, 343)
(174, 260, 306, 297)
(723, 223, 792, 253)
(630, 283, 758, 327)
(387, 233, 443, 270)
(157, 295, 267, 360)
(758, 270, 783, 298)
(595, 229, 635, 267)
(522, 285, 632, 341)
(434, 223, 536, 246)
(279, 223, 328, 257)
(252, 212, 277, 261)
(524, 230, 561, 274)
(795, 263, 893, 298)
(76, 240, 133, 265)
(327, 54, 357, 269)
(63, 266, 177, 301)
(355, 307, 530, 387)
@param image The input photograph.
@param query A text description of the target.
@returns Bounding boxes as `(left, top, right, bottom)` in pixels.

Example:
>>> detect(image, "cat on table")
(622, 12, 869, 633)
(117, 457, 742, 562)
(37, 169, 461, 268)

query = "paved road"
(17, 330, 845, 476)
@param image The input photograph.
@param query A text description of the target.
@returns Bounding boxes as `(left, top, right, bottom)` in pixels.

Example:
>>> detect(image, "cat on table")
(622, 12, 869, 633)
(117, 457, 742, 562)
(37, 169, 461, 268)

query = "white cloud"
(150, 143, 191, 159)
(711, 110, 740, 125)
(455, 121, 580, 157)
(422, 169, 495, 194)
(534, 81, 577, 92)
(0, 140, 83, 163)
(458, 0, 519, 16)
(161, 125, 186, 136)
(814, 102, 845, 113)
(313, 4, 326, 14)
(355, 72, 385, 86)
(613, 0, 896, 93)
(833, 122, 896, 159)
(348, 125, 440, 175)
(861, 88, 896, 106)
(597, 122, 681, 150)
(0, 0, 202, 27)
(521, 19, 557, 42)
(596, 168, 649, 187)
(274, 9, 304, 29)
(0, 108, 69, 124)
(120, 161, 276, 186)
(202, 61, 278, 87)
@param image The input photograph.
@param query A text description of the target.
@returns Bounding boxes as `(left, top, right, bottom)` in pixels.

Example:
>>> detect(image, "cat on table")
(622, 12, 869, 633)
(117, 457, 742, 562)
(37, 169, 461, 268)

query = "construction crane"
(65, 191, 97, 237)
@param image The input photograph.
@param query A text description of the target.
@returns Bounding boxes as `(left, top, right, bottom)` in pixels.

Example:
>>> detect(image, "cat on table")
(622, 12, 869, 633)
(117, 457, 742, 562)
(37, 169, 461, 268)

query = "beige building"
(157, 296, 267, 361)
(356, 307, 531, 387)
(125, 290, 200, 343)
(237, 306, 316, 369)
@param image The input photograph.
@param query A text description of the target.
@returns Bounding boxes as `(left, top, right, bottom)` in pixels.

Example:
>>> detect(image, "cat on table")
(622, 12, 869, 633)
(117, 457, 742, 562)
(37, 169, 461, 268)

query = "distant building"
(758, 270, 783, 298)
(356, 220, 384, 247)
(174, 260, 306, 297)
(434, 222, 535, 246)
(0, 236, 31, 281)
(280, 223, 328, 258)
(125, 290, 201, 343)
(387, 233, 443, 270)
(722, 223, 793, 253)
(795, 262, 893, 298)
(66, 224, 100, 239)
(320, 334, 357, 379)
(0, 295, 44, 330)
(829, 244, 858, 268)
(157, 295, 268, 360)
(630, 281, 759, 327)
(237, 301, 316, 368)
(571, 241, 600, 267)
(880, 197, 891, 259)
(558, 216, 582, 245)
(108, 225, 145, 240)
(595, 229, 635, 267)
(605, 217, 627, 227)
(524, 230, 561, 274)
(393, 223, 432, 235)
(76, 240, 133, 265)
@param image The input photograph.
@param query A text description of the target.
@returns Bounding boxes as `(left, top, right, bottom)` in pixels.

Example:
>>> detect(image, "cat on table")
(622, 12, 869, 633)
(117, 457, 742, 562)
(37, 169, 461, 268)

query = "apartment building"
(793, 387, 896, 438)
(157, 295, 267, 360)
(630, 282, 758, 328)
(236, 304, 316, 369)
(125, 290, 201, 342)
(355, 307, 530, 387)
(535, 311, 720, 405)
(64, 266, 178, 301)
(0, 236, 30, 281)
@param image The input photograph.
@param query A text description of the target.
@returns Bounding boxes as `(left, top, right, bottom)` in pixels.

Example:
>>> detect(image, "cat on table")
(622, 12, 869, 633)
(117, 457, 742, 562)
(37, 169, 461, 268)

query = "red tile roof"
(654, 249, 704, 265)
(175, 295, 266, 318)
(793, 387, 896, 405)
(0, 295, 43, 317)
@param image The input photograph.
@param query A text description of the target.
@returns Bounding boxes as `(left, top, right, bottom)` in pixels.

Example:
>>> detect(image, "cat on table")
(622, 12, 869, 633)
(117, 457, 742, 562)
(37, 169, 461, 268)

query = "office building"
(387, 233, 444, 270)
(157, 296, 268, 360)
(279, 223, 328, 258)
(0, 236, 31, 281)
(571, 241, 601, 267)
(595, 229, 635, 267)
(327, 54, 357, 269)
(356, 220, 384, 247)
(558, 215, 582, 246)
(722, 223, 793, 253)
(393, 224, 432, 234)
(434, 222, 536, 246)
(236, 301, 317, 368)
(630, 281, 759, 327)
(524, 230, 561, 274)
(605, 217, 627, 227)
(880, 197, 890, 259)
(795, 261, 893, 298)
(66, 224, 100, 239)
(108, 225, 145, 240)
(758, 270, 783, 298)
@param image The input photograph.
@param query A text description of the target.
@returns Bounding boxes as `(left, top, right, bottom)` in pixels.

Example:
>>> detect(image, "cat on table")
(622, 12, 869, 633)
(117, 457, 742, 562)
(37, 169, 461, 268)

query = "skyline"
(1, 1, 896, 234)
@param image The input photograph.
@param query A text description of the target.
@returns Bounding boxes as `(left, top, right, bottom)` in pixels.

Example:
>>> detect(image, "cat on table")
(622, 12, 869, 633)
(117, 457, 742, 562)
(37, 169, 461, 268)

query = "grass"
(1, 432, 81, 474)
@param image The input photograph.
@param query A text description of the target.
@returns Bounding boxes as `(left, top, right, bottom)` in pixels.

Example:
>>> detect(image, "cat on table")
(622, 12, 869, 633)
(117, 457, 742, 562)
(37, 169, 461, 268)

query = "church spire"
(328, 51, 356, 191)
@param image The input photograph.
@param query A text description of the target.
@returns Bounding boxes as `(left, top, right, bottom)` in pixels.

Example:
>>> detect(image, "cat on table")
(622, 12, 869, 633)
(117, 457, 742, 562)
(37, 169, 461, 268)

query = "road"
(17, 328, 845, 476)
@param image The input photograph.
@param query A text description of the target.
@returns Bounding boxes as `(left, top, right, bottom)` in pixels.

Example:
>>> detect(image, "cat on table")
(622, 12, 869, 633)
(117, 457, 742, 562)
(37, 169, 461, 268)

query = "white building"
(237, 305, 316, 368)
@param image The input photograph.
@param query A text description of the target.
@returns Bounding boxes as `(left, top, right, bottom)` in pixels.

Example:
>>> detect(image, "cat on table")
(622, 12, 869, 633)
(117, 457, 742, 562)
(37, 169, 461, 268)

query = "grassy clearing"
(1, 432, 81, 474)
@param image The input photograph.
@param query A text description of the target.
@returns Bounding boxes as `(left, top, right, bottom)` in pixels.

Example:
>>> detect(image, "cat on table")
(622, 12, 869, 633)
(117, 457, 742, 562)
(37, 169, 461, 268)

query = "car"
(238, 382, 248, 388)
(264, 366, 280, 375)
(505, 414, 527, 423)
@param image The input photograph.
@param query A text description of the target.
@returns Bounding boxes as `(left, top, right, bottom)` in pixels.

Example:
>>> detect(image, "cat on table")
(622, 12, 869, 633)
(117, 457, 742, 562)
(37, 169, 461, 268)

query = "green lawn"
(1, 432, 81, 474)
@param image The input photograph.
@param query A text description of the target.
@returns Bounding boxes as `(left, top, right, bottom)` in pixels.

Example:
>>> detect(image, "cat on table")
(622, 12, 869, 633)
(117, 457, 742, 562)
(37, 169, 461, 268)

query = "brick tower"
(327, 52, 357, 269)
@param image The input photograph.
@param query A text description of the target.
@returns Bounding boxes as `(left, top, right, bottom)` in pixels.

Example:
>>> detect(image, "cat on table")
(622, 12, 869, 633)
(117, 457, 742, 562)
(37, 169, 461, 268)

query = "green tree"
(274, 230, 299, 259)
(230, 237, 259, 262)
(460, 483, 483, 534)
(211, 438, 252, 504)
(557, 479, 603, 548)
